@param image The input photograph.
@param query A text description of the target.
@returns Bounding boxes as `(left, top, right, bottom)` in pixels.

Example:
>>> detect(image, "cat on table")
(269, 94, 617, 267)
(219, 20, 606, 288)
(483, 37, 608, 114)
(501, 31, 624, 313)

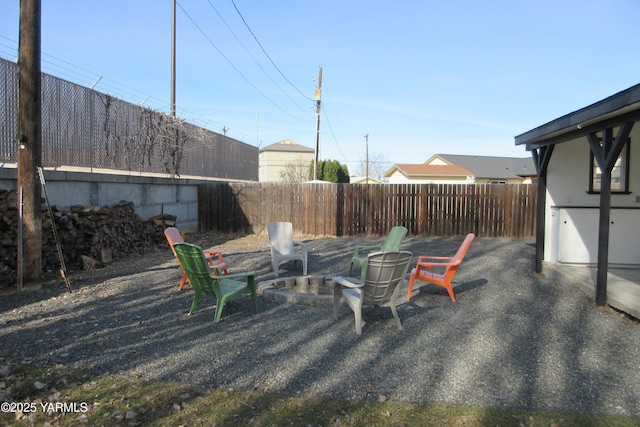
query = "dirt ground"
(188, 231, 268, 253)
(24, 231, 268, 293)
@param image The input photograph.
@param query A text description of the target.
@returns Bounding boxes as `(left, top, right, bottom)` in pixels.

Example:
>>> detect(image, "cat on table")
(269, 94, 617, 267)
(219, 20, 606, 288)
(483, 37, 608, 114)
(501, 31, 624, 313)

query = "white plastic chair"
(333, 251, 412, 335)
(267, 222, 308, 278)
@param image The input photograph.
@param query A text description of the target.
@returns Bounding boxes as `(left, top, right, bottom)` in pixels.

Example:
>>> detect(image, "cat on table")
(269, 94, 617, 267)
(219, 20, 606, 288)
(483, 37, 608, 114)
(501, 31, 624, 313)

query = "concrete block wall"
(0, 168, 201, 232)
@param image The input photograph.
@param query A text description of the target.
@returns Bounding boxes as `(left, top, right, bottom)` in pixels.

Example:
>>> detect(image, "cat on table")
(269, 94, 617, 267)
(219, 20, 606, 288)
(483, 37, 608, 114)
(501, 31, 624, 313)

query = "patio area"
(1, 234, 639, 416)
(545, 263, 640, 320)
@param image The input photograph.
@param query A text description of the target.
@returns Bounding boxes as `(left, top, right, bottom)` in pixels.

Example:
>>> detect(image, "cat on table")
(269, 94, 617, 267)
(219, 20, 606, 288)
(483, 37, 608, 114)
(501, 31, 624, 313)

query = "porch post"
(532, 145, 553, 274)
(595, 153, 612, 306)
(587, 122, 634, 306)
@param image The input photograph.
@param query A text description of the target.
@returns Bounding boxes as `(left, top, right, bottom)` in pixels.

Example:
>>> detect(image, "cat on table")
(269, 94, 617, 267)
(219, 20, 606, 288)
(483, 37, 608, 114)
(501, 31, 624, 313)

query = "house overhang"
(514, 82, 640, 308)
(515, 83, 640, 150)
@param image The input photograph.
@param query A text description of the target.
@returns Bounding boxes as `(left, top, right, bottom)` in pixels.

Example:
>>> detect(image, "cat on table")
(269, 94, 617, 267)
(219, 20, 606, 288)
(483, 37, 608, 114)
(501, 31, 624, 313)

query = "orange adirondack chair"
(164, 227, 228, 291)
(406, 233, 475, 302)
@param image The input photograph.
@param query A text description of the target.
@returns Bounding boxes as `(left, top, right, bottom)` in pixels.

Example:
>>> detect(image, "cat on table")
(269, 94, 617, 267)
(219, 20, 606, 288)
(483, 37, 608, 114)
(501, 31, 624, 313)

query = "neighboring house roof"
(384, 164, 473, 178)
(427, 154, 535, 180)
(260, 139, 314, 153)
(350, 176, 384, 184)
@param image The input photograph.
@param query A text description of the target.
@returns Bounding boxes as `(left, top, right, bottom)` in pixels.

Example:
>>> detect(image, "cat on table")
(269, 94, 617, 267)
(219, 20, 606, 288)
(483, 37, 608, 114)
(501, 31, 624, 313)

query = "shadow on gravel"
(1, 235, 639, 416)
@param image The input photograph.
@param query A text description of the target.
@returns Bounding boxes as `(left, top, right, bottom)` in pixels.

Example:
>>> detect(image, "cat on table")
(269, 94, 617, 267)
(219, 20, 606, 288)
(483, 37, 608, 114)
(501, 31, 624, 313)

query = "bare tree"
(98, 97, 215, 178)
(135, 106, 161, 171)
(352, 152, 392, 180)
(99, 94, 118, 167)
(158, 115, 188, 177)
(279, 158, 312, 182)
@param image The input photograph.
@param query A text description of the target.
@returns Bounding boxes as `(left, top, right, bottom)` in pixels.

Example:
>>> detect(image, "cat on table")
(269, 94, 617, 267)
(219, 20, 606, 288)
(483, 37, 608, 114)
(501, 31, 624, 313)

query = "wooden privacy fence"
(198, 183, 537, 238)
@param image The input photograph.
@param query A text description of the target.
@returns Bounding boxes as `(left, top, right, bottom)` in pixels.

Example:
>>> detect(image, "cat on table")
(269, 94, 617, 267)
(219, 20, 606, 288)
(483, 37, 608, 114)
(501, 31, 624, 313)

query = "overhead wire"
(320, 88, 396, 170)
(176, 0, 306, 122)
(1, 1, 320, 146)
(229, 0, 313, 102)
(205, 0, 312, 117)
(320, 103, 349, 165)
(316, 82, 355, 166)
(0, 37, 251, 144)
(0, 37, 18, 60)
(1, 35, 168, 111)
(213, 4, 352, 165)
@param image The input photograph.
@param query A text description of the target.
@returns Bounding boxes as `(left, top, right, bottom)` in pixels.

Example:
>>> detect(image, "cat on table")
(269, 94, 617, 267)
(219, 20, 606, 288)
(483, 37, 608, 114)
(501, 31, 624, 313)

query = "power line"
(205, 0, 312, 117)
(317, 85, 350, 165)
(1, 5, 312, 146)
(4, 59, 163, 112)
(0, 38, 18, 60)
(176, 0, 305, 122)
(230, 0, 313, 102)
(1, 35, 169, 110)
(0, 48, 252, 144)
(321, 103, 349, 164)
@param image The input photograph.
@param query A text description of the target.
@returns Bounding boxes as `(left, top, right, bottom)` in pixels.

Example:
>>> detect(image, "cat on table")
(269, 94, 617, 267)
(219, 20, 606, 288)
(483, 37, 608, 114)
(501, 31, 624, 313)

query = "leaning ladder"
(38, 167, 72, 293)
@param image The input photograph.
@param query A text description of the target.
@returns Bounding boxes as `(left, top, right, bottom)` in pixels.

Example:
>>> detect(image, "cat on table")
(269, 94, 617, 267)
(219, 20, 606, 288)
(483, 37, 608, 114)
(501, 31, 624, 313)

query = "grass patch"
(1, 363, 638, 426)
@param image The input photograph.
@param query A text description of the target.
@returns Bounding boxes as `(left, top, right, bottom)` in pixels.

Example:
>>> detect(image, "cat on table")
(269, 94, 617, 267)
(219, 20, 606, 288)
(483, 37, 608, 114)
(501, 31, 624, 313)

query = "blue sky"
(2, 1, 640, 173)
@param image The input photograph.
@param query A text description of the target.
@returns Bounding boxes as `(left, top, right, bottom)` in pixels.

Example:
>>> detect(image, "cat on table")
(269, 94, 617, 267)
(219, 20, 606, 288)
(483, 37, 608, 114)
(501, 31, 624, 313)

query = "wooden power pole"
(364, 134, 369, 182)
(170, 0, 176, 117)
(17, 0, 43, 288)
(313, 66, 322, 181)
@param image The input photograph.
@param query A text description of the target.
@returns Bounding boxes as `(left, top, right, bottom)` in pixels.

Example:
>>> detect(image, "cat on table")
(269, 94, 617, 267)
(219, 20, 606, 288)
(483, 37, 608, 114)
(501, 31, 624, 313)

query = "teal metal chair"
(349, 226, 408, 279)
(173, 242, 258, 322)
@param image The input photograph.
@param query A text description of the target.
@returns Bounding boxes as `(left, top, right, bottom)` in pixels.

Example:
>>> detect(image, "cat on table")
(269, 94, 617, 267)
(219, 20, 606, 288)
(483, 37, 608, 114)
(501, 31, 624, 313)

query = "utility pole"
(313, 66, 322, 181)
(364, 134, 369, 182)
(17, 0, 42, 288)
(170, 0, 176, 117)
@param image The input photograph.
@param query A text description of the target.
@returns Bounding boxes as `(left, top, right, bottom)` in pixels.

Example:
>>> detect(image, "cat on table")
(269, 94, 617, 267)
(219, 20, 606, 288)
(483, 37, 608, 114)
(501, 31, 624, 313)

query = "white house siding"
(386, 170, 469, 184)
(474, 177, 529, 185)
(426, 157, 449, 166)
(544, 125, 640, 265)
(259, 151, 314, 182)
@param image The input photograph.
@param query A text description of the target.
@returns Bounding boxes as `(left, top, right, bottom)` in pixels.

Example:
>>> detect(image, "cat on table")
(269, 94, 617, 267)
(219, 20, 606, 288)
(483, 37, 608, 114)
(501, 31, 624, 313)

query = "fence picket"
(198, 183, 536, 238)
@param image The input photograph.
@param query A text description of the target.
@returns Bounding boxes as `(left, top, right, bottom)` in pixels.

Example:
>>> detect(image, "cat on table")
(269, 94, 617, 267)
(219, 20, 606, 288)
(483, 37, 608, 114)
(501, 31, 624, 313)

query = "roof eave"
(515, 83, 640, 150)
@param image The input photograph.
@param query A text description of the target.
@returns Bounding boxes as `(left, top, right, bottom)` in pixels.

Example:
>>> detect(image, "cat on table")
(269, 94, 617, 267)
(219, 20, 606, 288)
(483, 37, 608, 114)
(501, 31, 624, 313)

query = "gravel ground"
(1, 233, 640, 416)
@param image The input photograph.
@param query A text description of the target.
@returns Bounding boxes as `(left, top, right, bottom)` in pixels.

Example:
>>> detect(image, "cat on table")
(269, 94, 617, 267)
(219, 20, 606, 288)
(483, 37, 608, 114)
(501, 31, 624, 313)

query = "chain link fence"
(0, 58, 258, 180)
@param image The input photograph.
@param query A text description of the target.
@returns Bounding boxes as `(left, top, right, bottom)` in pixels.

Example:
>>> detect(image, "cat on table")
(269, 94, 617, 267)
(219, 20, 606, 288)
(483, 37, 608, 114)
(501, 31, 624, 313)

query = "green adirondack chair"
(349, 226, 408, 279)
(173, 242, 258, 322)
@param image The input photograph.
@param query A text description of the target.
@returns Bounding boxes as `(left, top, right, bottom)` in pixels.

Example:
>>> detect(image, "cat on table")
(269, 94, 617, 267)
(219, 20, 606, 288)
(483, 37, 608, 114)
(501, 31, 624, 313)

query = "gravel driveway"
(1, 233, 639, 416)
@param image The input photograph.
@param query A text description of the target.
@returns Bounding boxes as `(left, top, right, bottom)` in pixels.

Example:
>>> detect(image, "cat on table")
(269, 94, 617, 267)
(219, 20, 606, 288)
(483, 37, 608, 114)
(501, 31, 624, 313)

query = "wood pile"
(0, 189, 166, 291)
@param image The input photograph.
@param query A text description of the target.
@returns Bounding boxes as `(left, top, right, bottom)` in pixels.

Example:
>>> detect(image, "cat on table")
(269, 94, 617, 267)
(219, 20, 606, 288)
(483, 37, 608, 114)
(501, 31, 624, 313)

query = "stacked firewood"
(0, 189, 166, 290)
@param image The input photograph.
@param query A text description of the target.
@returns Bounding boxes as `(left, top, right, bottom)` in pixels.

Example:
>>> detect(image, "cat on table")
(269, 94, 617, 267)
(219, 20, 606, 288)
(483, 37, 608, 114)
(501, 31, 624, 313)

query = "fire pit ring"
(257, 275, 335, 305)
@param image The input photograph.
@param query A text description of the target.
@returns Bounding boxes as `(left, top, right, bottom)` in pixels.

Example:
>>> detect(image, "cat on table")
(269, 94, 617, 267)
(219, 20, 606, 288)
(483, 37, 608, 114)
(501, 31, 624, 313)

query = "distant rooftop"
(434, 154, 535, 179)
(260, 139, 314, 153)
(386, 164, 473, 178)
